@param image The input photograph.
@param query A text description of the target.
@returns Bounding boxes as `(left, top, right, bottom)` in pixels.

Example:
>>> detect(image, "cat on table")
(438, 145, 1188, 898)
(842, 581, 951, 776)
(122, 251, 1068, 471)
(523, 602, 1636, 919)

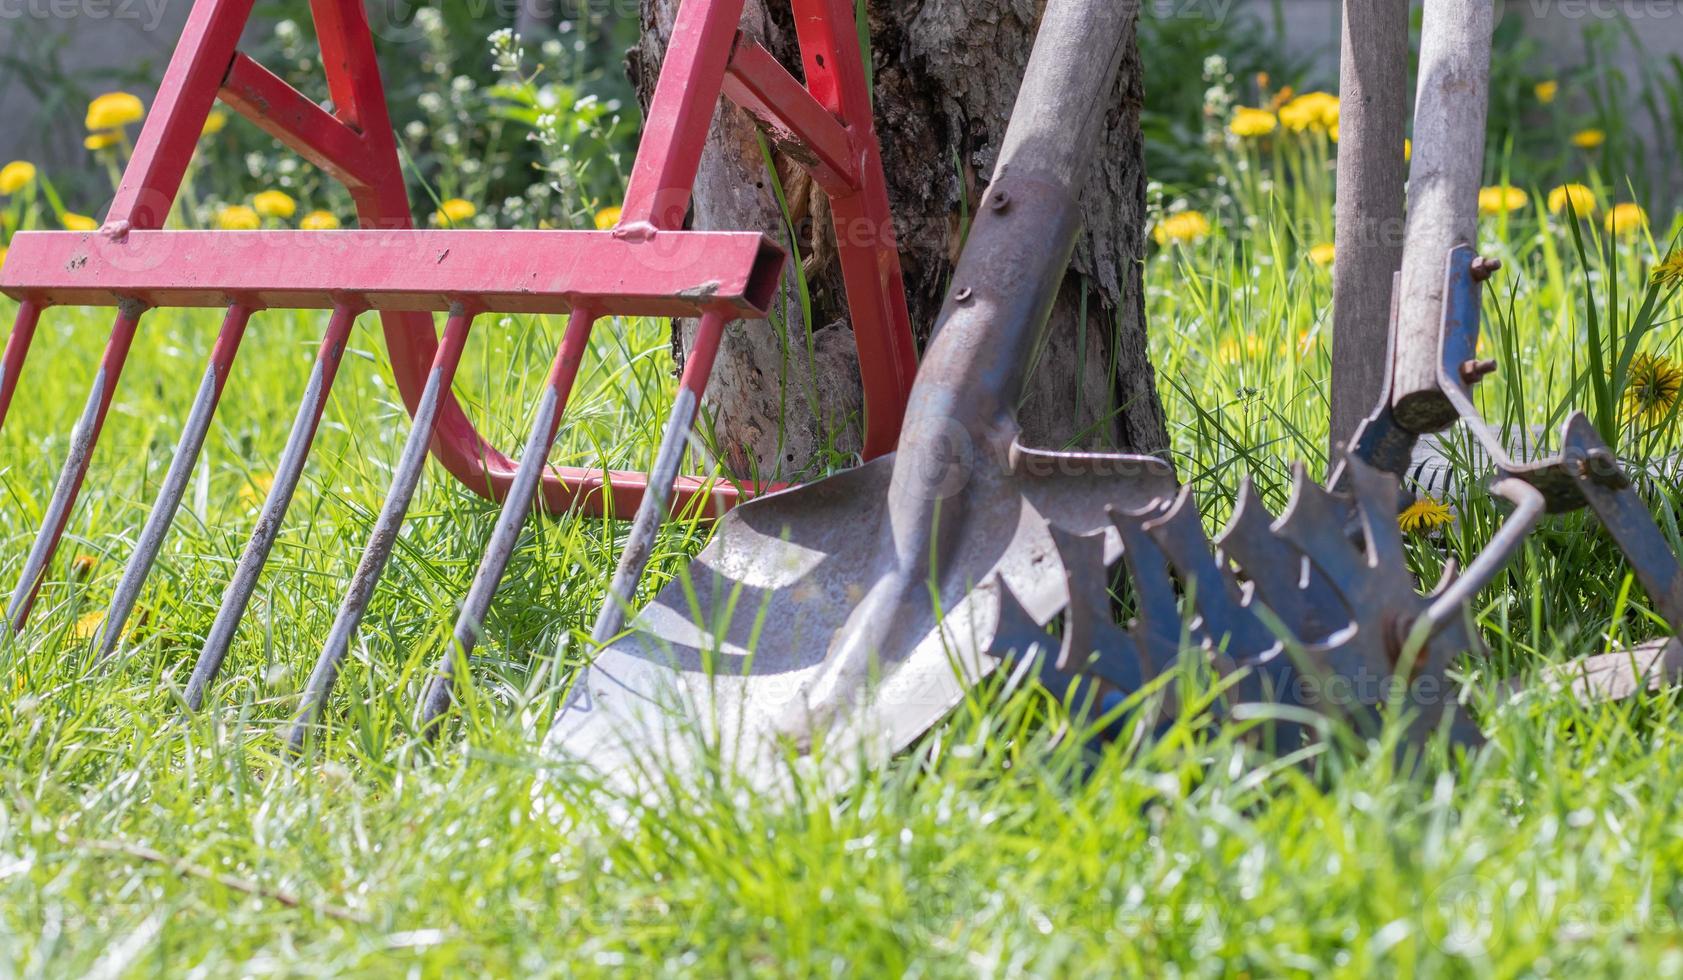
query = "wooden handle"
(1390, 0, 1494, 433)
(1329, 0, 1410, 453)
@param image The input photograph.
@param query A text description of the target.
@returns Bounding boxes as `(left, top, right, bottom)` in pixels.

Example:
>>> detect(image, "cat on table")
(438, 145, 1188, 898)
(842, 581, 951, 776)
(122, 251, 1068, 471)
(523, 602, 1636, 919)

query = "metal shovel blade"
(544, 451, 1174, 793)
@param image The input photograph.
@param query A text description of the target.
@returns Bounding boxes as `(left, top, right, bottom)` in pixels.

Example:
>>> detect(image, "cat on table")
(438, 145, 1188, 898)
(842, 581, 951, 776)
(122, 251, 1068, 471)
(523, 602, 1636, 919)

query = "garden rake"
(0, 0, 919, 747)
(542, 0, 1556, 795)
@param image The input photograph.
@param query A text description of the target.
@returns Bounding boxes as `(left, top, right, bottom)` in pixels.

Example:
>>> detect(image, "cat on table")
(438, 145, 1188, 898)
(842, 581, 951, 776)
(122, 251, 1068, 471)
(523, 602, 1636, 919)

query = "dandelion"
(434, 198, 477, 226)
(1535, 80, 1559, 104)
(300, 210, 341, 231)
(0, 247, 8, 270)
(1477, 186, 1528, 216)
(62, 213, 98, 231)
(1605, 203, 1647, 236)
(1625, 352, 1683, 425)
(1548, 183, 1596, 217)
(238, 472, 275, 509)
(1153, 211, 1211, 246)
(85, 92, 144, 131)
(71, 555, 97, 580)
(1229, 107, 1278, 138)
(593, 206, 623, 230)
(1399, 498, 1453, 535)
(214, 204, 260, 230)
(1308, 243, 1336, 267)
(1571, 128, 1606, 149)
(1404, 138, 1412, 162)
(252, 190, 296, 219)
(70, 611, 105, 641)
(201, 110, 228, 136)
(1217, 334, 1268, 366)
(0, 160, 36, 194)
(84, 131, 121, 151)
(1650, 250, 1683, 289)
(1278, 91, 1339, 134)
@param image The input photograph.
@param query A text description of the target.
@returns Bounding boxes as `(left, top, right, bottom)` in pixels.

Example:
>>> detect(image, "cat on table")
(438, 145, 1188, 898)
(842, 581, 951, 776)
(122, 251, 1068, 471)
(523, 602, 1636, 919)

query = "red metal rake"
(0, 0, 916, 746)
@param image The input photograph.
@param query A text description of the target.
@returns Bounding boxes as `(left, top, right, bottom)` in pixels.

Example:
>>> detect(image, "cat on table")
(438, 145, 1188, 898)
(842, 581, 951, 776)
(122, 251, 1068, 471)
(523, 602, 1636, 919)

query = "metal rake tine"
(1046, 524, 1144, 691)
(417, 306, 598, 737)
(1145, 487, 1280, 662)
(184, 305, 361, 710)
(1274, 463, 1366, 587)
(94, 304, 254, 662)
(287, 306, 474, 753)
(0, 299, 44, 435)
(589, 309, 731, 645)
(7, 301, 145, 633)
(1216, 479, 1348, 640)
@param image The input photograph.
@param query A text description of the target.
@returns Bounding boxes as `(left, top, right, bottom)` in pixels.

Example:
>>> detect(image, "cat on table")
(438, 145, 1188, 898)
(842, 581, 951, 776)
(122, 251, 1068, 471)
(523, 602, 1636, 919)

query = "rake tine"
(6, 301, 145, 633)
(0, 299, 44, 434)
(94, 304, 254, 662)
(184, 304, 361, 710)
(286, 306, 475, 752)
(417, 306, 598, 737)
(589, 309, 729, 645)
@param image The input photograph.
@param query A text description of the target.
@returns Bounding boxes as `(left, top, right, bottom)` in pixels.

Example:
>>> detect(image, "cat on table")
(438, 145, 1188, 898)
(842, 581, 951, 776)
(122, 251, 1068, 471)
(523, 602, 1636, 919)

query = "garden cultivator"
(0, 0, 917, 744)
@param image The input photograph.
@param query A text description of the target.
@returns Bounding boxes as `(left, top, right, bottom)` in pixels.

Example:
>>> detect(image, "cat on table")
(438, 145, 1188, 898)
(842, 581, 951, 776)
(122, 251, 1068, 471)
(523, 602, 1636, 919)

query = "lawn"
(8, 77, 1683, 980)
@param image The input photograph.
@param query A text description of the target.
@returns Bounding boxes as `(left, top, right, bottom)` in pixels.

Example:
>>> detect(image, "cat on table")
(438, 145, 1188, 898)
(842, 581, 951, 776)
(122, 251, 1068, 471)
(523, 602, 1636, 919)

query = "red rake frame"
(0, 0, 916, 737)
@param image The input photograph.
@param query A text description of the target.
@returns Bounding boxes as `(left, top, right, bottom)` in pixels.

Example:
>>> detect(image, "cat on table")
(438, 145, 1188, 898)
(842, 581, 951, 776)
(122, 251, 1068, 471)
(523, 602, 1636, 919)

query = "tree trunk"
(630, 0, 1168, 480)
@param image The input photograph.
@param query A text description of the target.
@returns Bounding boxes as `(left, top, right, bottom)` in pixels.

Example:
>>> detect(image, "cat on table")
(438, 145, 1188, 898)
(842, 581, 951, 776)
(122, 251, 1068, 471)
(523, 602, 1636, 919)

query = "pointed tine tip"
(1216, 479, 1271, 548)
(986, 575, 1055, 663)
(1140, 483, 1197, 536)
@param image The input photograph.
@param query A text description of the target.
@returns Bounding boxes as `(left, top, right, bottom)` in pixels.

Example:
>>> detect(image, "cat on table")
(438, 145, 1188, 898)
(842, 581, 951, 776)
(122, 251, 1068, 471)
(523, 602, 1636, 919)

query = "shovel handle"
(1390, 0, 1495, 434)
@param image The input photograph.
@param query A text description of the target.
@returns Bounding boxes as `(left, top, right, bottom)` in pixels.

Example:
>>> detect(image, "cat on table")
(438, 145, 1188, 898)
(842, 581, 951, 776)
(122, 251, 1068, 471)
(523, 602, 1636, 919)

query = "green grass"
(8, 139, 1683, 974)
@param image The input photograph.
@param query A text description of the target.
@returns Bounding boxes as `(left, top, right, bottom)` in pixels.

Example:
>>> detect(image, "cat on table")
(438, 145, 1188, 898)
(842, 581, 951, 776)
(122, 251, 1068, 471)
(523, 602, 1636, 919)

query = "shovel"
(543, 0, 1180, 790)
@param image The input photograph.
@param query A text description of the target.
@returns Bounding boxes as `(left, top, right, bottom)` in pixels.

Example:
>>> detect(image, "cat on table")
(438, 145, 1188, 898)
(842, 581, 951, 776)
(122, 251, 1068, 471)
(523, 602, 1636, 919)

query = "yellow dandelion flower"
(1625, 352, 1683, 426)
(252, 190, 296, 219)
(62, 212, 98, 232)
(214, 204, 260, 230)
(1404, 138, 1412, 162)
(1548, 183, 1597, 217)
(1399, 498, 1454, 535)
(1229, 107, 1278, 139)
(300, 210, 341, 231)
(1651, 250, 1683, 289)
(238, 472, 275, 509)
(70, 611, 106, 641)
(0, 160, 36, 195)
(85, 92, 145, 131)
(594, 205, 623, 230)
(1571, 128, 1606, 149)
(1308, 243, 1336, 267)
(1535, 80, 1559, 105)
(1329, 122, 1340, 143)
(0, 247, 8, 270)
(1217, 334, 1268, 366)
(434, 198, 476, 226)
(201, 110, 228, 136)
(71, 555, 97, 580)
(1153, 211, 1211, 246)
(83, 130, 121, 152)
(1477, 186, 1529, 216)
(1278, 91, 1339, 134)
(1605, 203, 1648, 236)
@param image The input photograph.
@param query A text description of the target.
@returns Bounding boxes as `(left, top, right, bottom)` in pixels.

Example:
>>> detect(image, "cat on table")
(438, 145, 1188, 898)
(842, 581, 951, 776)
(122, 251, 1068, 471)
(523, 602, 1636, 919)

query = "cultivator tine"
(287, 307, 475, 752)
(6, 302, 145, 632)
(590, 309, 729, 645)
(0, 299, 44, 434)
(417, 306, 598, 736)
(93, 305, 253, 662)
(184, 305, 360, 709)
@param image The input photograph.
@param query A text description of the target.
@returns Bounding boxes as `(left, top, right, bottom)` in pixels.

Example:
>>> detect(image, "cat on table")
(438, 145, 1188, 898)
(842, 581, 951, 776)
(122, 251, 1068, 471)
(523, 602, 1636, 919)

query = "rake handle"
(1390, 0, 1495, 433)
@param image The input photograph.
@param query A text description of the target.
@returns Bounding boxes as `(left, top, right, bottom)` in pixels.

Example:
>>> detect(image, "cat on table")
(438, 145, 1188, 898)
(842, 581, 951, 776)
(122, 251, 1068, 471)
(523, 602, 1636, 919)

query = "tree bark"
(630, 0, 1168, 480)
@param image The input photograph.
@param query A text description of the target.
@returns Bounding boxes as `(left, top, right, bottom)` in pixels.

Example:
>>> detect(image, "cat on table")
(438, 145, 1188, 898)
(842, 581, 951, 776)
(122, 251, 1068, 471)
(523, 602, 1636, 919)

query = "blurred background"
(2, 0, 1680, 222)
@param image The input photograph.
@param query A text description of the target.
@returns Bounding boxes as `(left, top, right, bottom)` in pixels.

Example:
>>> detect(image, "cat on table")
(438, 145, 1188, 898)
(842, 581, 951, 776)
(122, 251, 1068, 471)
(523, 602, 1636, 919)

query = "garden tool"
(541, 0, 1543, 794)
(0, 0, 920, 744)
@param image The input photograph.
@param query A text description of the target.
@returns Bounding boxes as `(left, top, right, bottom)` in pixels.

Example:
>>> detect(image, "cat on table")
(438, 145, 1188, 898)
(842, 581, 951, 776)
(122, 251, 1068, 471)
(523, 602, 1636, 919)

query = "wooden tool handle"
(1390, 0, 1495, 433)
